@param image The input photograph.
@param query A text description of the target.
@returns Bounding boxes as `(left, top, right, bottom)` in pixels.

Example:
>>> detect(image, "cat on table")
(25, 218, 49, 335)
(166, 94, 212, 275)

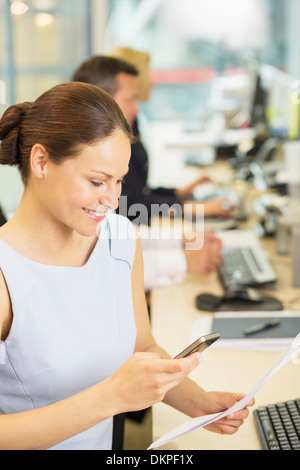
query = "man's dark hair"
(72, 55, 139, 95)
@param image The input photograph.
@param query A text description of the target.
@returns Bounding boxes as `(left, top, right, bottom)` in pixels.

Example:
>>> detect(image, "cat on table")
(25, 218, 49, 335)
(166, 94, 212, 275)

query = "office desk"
(142, 119, 300, 450)
(150, 236, 300, 450)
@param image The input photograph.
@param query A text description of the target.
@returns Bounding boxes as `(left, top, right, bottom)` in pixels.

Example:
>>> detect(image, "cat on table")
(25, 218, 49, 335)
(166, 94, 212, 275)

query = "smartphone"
(174, 332, 220, 359)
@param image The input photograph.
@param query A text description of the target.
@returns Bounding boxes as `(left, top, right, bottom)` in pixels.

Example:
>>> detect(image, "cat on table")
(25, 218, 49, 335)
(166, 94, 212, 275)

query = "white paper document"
(148, 332, 300, 450)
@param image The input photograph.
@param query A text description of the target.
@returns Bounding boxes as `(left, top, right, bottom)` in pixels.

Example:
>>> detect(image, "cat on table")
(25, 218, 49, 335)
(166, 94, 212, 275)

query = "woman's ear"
(30, 144, 49, 179)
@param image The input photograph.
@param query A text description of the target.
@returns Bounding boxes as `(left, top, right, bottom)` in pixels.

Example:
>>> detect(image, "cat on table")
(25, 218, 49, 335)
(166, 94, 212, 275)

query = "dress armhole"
(106, 214, 137, 270)
(0, 269, 13, 342)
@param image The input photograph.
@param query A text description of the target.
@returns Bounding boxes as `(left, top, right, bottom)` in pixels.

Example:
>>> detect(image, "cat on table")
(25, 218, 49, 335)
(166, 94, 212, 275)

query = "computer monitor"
(259, 64, 294, 139)
(248, 65, 268, 129)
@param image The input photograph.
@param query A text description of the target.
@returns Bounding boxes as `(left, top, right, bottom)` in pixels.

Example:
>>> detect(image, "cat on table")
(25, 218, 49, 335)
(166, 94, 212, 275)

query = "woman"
(0, 82, 252, 450)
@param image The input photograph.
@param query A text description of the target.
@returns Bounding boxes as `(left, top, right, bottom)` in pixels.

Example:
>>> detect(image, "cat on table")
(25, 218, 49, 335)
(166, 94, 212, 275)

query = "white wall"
(91, 0, 108, 53)
(286, 0, 300, 79)
(0, 166, 23, 217)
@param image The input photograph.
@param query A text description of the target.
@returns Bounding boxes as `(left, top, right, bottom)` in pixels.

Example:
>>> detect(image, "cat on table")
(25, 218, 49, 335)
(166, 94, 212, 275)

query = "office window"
(107, 0, 289, 120)
(0, 0, 93, 216)
(0, 0, 92, 109)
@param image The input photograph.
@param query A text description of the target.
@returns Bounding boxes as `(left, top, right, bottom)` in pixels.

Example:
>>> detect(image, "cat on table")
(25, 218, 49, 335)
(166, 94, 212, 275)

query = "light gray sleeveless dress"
(0, 214, 137, 450)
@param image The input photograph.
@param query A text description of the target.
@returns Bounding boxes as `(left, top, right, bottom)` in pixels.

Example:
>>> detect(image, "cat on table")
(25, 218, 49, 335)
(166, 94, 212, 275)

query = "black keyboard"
(218, 247, 258, 288)
(254, 399, 300, 450)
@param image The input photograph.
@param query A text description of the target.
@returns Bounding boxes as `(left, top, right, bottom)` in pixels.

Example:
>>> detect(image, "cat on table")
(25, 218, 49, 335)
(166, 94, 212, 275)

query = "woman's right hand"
(108, 351, 202, 414)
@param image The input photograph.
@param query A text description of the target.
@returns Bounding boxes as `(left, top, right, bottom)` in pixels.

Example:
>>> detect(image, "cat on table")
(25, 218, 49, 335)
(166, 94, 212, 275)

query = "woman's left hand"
(198, 391, 255, 435)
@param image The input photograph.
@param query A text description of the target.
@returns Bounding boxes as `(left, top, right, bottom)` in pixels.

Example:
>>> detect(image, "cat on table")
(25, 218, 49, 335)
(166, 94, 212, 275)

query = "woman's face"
(41, 130, 131, 237)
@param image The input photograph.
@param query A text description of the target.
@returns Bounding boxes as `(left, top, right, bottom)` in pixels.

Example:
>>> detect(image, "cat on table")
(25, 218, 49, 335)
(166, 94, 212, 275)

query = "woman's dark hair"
(0, 81, 133, 184)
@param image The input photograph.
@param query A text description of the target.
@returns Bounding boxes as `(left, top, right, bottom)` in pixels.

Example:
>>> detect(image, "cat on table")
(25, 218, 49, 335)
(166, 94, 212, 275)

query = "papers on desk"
(148, 332, 300, 450)
(190, 311, 300, 350)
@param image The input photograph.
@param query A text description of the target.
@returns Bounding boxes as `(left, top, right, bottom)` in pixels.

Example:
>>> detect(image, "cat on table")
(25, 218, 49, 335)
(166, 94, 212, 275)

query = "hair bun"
(0, 102, 32, 166)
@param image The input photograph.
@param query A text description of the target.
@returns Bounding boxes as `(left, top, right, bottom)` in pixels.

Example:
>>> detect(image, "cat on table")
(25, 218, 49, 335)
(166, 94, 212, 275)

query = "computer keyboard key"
(269, 440, 280, 450)
(280, 443, 292, 450)
(261, 417, 278, 442)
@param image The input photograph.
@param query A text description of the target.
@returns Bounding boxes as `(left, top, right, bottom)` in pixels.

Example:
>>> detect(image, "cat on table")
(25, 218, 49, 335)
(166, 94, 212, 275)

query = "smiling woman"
(0, 82, 133, 244)
(0, 81, 135, 256)
(0, 81, 254, 451)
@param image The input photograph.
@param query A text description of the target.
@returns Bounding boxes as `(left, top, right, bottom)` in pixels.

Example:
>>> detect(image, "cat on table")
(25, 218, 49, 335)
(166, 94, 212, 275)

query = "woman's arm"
(131, 237, 254, 434)
(0, 380, 117, 450)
